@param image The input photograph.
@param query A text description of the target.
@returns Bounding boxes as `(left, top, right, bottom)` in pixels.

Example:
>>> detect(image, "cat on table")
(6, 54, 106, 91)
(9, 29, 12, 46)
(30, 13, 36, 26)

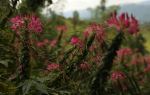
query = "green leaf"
(33, 81, 49, 95)
(0, 60, 9, 67)
(22, 80, 33, 95)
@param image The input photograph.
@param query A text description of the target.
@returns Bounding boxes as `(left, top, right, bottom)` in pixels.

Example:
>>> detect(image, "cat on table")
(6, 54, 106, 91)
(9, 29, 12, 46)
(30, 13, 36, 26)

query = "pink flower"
(128, 15, 139, 34)
(107, 12, 139, 34)
(10, 15, 24, 33)
(130, 57, 138, 65)
(111, 71, 126, 81)
(71, 36, 81, 45)
(144, 56, 150, 64)
(83, 27, 92, 38)
(90, 23, 103, 32)
(107, 12, 120, 30)
(28, 15, 43, 33)
(91, 23, 105, 43)
(117, 48, 132, 59)
(130, 55, 144, 65)
(89, 45, 96, 52)
(10, 15, 43, 33)
(56, 25, 67, 32)
(49, 39, 57, 47)
(144, 56, 150, 72)
(144, 63, 150, 72)
(47, 63, 60, 71)
(43, 39, 49, 44)
(36, 39, 51, 48)
(83, 23, 105, 43)
(79, 62, 90, 71)
(36, 41, 45, 47)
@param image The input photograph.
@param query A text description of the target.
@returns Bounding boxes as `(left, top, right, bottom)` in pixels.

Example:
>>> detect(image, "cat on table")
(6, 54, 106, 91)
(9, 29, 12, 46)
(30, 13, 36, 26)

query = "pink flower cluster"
(79, 62, 91, 71)
(144, 64, 150, 73)
(36, 39, 57, 47)
(107, 12, 139, 34)
(70, 36, 81, 45)
(111, 71, 126, 81)
(130, 55, 144, 65)
(10, 15, 43, 34)
(28, 15, 43, 33)
(117, 48, 132, 59)
(83, 23, 105, 43)
(144, 56, 150, 72)
(49, 39, 57, 47)
(144, 56, 150, 64)
(36, 39, 48, 47)
(56, 25, 67, 32)
(46, 63, 60, 71)
(10, 15, 24, 34)
(70, 23, 105, 46)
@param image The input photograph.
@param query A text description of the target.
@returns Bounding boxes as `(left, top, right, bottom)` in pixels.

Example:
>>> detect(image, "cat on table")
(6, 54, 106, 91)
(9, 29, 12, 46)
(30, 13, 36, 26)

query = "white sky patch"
(107, 0, 147, 6)
(50, 0, 147, 12)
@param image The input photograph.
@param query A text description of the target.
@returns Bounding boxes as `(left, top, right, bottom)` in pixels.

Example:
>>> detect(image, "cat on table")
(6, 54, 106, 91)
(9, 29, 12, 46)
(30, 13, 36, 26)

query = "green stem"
(90, 32, 124, 95)
(20, 29, 30, 81)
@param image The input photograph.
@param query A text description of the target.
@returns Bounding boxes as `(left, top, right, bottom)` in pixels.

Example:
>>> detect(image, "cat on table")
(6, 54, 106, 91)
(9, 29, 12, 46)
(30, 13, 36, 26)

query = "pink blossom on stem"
(111, 71, 126, 81)
(128, 15, 139, 34)
(117, 48, 132, 59)
(28, 15, 43, 33)
(49, 39, 57, 47)
(107, 12, 121, 30)
(144, 64, 150, 73)
(144, 56, 150, 64)
(71, 36, 81, 46)
(130, 57, 138, 65)
(79, 62, 90, 71)
(83, 23, 105, 43)
(47, 63, 60, 71)
(36, 41, 45, 47)
(83, 27, 92, 38)
(107, 12, 139, 34)
(10, 14, 43, 34)
(56, 25, 67, 32)
(144, 56, 150, 72)
(130, 55, 144, 65)
(91, 23, 105, 43)
(10, 15, 24, 33)
(43, 39, 49, 44)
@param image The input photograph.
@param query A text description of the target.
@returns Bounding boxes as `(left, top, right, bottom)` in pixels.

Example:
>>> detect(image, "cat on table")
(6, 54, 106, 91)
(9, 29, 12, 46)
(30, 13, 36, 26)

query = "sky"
(50, 0, 148, 12)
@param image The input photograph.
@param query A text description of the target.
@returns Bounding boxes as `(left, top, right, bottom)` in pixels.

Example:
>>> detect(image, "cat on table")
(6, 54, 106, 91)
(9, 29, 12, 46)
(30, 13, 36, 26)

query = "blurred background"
(42, 0, 150, 51)
(49, 0, 150, 23)
(0, 0, 150, 94)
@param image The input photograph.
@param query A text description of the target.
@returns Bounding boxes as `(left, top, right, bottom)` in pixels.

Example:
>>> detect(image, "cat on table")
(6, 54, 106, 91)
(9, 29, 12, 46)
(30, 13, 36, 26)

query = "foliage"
(0, 0, 150, 95)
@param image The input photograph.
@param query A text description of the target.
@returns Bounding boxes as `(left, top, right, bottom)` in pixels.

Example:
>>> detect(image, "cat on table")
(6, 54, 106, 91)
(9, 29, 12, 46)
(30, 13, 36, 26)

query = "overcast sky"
(50, 0, 147, 12)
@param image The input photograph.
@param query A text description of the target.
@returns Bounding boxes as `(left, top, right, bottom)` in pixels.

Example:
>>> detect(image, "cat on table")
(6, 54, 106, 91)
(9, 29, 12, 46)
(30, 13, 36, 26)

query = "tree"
(87, 0, 119, 22)
(72, 11, 80, 30)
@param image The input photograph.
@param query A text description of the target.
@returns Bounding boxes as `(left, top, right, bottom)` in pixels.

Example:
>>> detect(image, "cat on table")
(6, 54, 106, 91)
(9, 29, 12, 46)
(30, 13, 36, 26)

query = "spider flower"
(83, 23, 105, 43)
(117, 48, 132, 59)
(107, 12, 139, 34)
(47, 63, 60, 71)
(111, 71, 126, 81)
(71, 36, 81, 45)
(10, 15, 43, 34)
(56, 25, 67, 32)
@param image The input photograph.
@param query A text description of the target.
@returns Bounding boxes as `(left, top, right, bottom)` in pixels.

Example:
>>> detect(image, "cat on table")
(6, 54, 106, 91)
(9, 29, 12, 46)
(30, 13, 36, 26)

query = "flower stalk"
(90, 32, 124, 95)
